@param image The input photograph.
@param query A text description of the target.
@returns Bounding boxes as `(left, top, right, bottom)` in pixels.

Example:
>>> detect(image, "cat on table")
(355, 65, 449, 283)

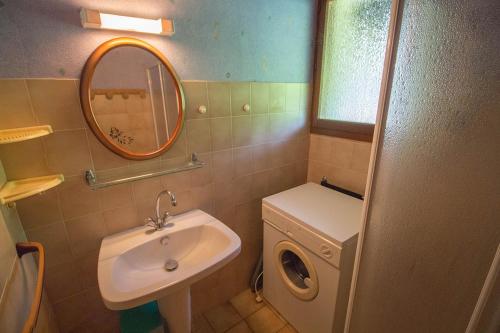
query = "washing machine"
(263, 182, 363, 333)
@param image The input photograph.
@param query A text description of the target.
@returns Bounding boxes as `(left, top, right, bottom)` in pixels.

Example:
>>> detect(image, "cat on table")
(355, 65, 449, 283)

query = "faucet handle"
(144, 217, 156, 227)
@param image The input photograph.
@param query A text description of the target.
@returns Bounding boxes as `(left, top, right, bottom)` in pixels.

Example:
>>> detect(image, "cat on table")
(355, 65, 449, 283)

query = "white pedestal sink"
(97, 209, 241, 333)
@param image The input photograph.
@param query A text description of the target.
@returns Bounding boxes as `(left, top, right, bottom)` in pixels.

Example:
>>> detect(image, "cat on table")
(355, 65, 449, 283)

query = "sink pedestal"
(157, 287, 191, 333)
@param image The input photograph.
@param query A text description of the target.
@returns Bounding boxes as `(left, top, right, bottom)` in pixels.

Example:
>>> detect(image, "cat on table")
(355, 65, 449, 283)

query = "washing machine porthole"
(274, 241, 319, 301)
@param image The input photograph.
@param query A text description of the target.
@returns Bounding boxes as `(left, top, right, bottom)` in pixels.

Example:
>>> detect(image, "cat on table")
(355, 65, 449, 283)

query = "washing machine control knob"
(320, 244, 333, 258)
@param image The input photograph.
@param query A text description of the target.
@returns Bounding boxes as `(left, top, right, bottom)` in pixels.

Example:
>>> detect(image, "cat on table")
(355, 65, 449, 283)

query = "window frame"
(310, 0, 377, 142)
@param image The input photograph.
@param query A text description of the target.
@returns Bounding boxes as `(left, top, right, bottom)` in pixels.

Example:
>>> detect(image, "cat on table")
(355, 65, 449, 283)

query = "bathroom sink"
(98, 209, 241, 321)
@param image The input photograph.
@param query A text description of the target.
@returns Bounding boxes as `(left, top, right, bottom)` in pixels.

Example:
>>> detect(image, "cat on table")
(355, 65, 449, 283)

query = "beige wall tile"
(191, 183, 214, 213)
(102, 205, 139, 235)
(233, 146, 253, 178)
(134, 198, 156, 221)
(251, 114, 269, 145)
(26, 222, 73, 268)
(52, 291, 91, 332)
(213, 196, 236, 229)
(309, 134, 332, 163)
(132, 177, 163, 203)
(0, 78, 313, 333)
(17, 188, 62, 230)
(293, 159, 309, 186)
(75, 250, 99, 289)
(268, 113, 289, 141)
(0, 138, 49, 179)
(45, 261, 84, 302)
(212, 149, 233, 183)
(232, 116, 252, 147)
(299, 83, 312, 114)
(44, 129, 92, 176)
(326, 166, 368, 195)
(268, 166, 294, 195)
(83, 286, 115, 318)
(351, 141, 372, 172)
(268, 140, 288, 169)
(168, 189, 196, 215)
(187, 119, 212, 153)
(97, 182, 133, 210)
(269, 83, 286, 113)
(251, 170, 270, 201)
(285, 83, 301, 113)
(191, 271, 222, 315)
(65, 213, 107, 257)
(307, 160, 330, 184)
(330, 137, 355, 168)
(208, 82, 231, 117)
(190, 153, 213, 187)
(0, 79, 36, 129)
(307, 133, 370, 194)
(213, 181, 235, 216)
(251, 83, 269, 114)
(211, 117, 232, 151)
(231, 82, 251, 116)
(251, 144, 271, 172)
(27, 79, 84, 130)
(70, 308, 119, 333)
(233, 174, 252, 206)
(58, 176, 100, 220)
(161, 166, 192, 192)
(184, 81, 209, 119)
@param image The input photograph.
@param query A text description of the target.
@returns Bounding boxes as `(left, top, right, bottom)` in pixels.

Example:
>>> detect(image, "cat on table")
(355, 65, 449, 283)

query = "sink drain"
(165, 259, 178, 272)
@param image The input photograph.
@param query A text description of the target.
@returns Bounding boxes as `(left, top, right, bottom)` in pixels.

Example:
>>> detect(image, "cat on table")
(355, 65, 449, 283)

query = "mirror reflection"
(90, 46, 180, 154)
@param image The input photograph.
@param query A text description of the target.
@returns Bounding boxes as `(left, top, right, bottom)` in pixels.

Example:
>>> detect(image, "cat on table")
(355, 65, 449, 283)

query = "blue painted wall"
(0, 0, 317, 82)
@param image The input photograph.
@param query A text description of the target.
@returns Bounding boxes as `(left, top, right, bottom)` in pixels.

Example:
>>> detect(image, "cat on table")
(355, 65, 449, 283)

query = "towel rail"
(16, 242, 45, 333)
(320, 176, 364, 200)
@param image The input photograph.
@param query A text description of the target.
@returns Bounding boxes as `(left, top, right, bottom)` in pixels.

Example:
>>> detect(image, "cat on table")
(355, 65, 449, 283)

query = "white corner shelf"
(0, 174, 64, 205)
(0, 125, 53, 144)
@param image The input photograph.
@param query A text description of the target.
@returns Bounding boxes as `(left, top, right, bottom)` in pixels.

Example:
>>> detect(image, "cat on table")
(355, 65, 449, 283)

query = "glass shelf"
(0, 174, 64, 205)
(85, 153, 205, 189)
(0, 125, 53, 144)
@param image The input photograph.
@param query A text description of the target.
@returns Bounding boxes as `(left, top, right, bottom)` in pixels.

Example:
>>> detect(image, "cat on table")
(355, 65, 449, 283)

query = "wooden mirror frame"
(80, 37, 185, 160)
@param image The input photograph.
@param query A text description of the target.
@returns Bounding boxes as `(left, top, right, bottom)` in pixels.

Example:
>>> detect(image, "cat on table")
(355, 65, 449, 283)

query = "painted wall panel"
(0, 0, 317, 82)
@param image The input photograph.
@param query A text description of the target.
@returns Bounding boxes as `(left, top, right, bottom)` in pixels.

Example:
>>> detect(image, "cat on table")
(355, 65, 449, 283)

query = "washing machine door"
(274, 241, 319, 301)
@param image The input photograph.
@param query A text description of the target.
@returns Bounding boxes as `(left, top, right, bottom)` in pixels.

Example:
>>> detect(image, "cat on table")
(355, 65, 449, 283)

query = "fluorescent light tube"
(80, 8, 174, 36)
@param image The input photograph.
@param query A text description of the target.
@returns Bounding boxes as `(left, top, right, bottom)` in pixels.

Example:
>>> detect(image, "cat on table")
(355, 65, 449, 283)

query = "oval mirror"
(80, 38, 185, 160)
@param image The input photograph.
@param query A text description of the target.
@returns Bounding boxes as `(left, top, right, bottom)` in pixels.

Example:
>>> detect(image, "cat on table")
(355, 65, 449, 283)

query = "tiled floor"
(192, 289, 297, 333)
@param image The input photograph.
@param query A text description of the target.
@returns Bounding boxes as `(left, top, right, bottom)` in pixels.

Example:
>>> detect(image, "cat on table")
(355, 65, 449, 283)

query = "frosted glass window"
(318, 0, 391, 124)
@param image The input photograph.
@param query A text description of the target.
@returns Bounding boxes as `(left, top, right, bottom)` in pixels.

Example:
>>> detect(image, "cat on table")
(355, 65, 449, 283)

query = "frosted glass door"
(348, 1, 500, 332)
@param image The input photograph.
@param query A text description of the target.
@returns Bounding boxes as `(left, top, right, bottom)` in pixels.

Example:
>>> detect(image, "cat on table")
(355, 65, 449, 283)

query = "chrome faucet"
(145, 190, 177, 231)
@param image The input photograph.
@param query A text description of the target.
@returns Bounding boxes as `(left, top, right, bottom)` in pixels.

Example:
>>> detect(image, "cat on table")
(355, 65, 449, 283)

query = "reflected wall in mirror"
(80, 38, 185, 160)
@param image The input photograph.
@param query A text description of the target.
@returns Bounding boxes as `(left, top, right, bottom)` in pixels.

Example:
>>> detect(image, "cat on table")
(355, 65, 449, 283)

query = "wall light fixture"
(80, 8, 174, 36)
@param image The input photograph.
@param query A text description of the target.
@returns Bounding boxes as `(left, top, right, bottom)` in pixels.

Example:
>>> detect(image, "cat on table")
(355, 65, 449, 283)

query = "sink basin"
(98, 209, 241, 332)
